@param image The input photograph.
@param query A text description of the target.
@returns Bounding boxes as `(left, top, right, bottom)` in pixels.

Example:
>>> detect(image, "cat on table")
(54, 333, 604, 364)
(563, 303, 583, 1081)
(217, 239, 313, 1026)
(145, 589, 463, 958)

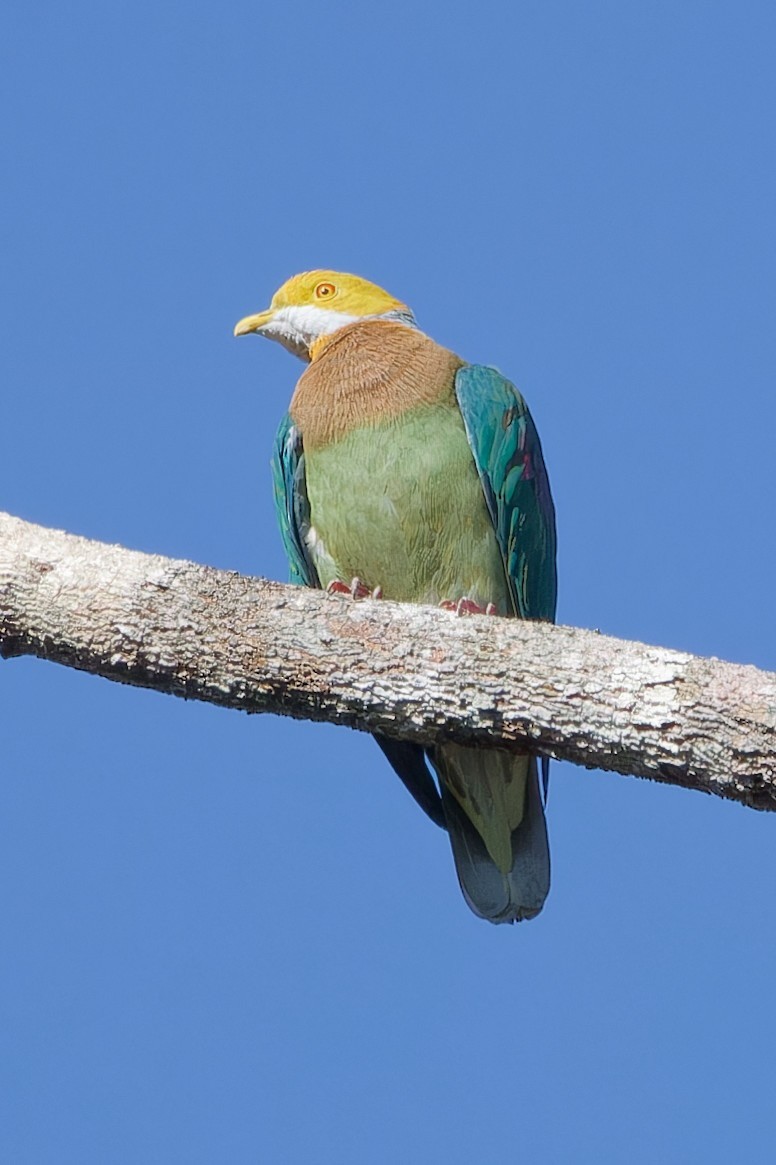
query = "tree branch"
(1, 510, 774, 810)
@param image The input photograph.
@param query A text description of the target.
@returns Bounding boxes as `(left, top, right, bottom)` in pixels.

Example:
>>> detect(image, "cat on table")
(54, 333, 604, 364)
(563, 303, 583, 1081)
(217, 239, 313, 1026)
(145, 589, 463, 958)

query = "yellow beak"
(233, 308, 274, 337)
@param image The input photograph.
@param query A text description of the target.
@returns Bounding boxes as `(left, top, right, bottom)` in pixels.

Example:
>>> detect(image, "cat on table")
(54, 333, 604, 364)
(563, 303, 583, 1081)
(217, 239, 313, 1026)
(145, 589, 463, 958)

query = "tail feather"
(438, 753, 550, 924)
(373, 735, 447, 829)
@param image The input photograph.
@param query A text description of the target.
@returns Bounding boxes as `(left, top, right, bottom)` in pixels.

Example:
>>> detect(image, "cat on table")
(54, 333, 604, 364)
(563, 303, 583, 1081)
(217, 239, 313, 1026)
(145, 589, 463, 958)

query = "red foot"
(439, 597, 498, 616)
(327, 577, 383, 600)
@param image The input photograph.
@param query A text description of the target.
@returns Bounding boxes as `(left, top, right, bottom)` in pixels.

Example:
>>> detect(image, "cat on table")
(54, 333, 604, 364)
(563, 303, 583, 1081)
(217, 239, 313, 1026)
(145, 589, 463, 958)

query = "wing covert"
(271, 412, 320, 588)
(454, 364, 557, 623)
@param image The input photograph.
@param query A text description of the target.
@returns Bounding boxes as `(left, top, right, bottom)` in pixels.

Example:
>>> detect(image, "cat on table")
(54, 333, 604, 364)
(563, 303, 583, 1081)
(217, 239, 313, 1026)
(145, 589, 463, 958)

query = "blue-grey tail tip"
(441, 757, 550, 925)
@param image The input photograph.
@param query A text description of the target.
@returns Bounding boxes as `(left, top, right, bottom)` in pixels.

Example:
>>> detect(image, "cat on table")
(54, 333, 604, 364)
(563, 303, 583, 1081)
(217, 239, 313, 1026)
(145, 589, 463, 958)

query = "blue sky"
(2, 2, 775, 1161)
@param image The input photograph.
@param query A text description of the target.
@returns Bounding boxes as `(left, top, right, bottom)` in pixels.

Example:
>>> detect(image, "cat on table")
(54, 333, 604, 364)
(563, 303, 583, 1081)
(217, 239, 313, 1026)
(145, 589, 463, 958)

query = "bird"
(234, 270, 557, 923)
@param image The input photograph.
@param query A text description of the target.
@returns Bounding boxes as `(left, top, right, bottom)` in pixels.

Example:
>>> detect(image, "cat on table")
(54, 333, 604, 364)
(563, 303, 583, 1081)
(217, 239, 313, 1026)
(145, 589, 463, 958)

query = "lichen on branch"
(1, 510, 775, 810)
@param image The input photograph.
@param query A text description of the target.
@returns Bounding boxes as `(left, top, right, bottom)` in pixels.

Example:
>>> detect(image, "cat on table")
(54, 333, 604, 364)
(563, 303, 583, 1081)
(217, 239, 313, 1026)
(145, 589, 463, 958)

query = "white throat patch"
(261, 304, 417, 360)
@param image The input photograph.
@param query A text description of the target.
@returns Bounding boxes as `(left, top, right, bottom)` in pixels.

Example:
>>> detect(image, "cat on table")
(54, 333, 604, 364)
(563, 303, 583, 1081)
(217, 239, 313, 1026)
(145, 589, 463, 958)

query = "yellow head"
(234, 270, 415, 360)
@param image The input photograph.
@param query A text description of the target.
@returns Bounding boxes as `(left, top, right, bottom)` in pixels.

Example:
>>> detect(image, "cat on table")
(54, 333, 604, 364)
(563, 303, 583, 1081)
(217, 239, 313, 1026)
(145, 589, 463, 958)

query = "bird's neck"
(291, 320, 462, 450)
(308, 309, 418, 362)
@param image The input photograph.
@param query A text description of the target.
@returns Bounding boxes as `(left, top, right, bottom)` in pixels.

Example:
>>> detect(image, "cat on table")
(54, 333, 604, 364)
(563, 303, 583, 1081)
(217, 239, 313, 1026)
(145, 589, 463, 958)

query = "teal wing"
(454, 364, 557, 808)
(454, 364, 557, 623)
(271, 412, 319, 588)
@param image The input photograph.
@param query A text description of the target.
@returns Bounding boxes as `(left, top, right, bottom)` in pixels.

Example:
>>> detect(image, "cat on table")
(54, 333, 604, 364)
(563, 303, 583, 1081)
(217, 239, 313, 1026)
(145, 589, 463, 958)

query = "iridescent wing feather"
(454, 364, 557, 625)
(454, 364, 557, 799)
(271, 412, 318, 588)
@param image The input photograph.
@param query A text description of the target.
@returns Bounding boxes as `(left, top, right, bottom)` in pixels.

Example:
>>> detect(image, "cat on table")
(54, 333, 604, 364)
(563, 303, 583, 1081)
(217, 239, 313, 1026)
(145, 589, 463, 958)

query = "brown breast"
(290, 320, 464, 450)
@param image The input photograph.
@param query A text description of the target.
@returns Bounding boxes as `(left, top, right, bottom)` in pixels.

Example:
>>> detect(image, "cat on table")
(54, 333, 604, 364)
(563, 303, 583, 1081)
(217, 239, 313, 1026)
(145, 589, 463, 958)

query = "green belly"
(304, 402, 511, 612)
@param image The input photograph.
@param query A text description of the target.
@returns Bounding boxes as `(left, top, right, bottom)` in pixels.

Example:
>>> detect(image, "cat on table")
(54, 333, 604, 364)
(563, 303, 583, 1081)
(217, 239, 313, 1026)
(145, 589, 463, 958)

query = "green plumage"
(272, 334, 556, 923)
(304, 401, 511, 612)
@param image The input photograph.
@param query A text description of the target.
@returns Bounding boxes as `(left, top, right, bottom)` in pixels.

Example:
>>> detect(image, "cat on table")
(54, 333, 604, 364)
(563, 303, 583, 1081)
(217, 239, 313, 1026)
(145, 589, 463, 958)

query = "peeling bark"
(1, 511, 774, 810)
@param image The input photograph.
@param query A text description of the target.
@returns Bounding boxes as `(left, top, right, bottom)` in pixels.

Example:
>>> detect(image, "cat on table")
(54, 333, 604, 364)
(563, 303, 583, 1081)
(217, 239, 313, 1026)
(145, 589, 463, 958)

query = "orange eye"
(314, 281, 336, 300)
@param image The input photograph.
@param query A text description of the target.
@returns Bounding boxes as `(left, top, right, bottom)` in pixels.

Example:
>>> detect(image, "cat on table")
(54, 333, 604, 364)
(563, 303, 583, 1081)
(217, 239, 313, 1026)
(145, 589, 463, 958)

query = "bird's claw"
(439, 597, 498, 616)
(327, 577, 382, 600)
